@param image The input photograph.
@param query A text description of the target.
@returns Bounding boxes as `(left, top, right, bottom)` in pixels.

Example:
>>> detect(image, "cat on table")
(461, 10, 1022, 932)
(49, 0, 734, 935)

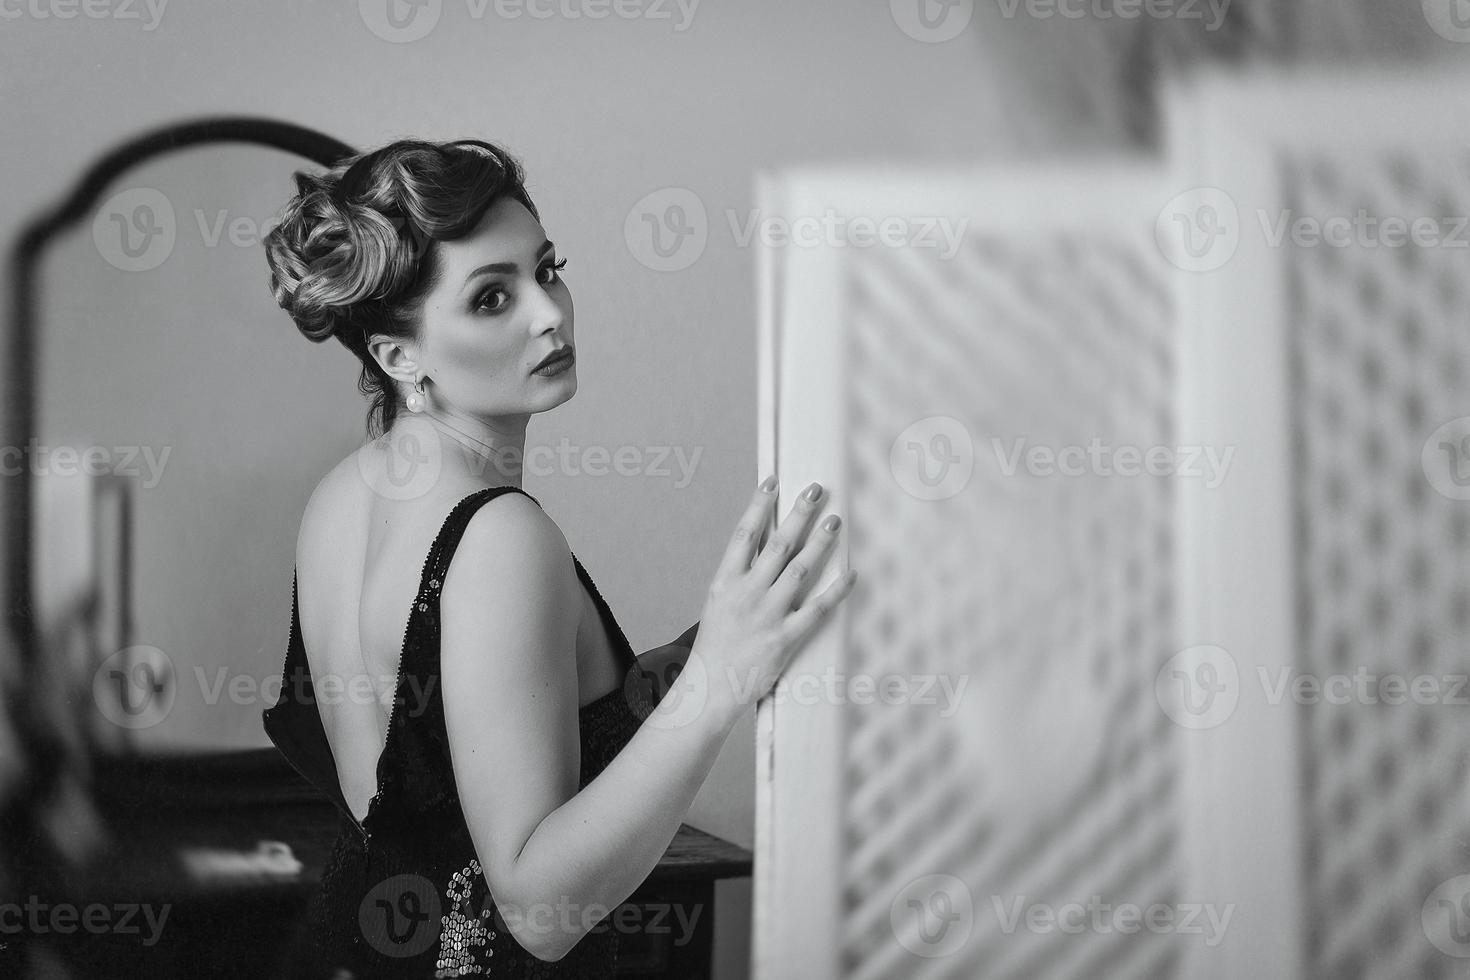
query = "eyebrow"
(461, 240, 556, 293)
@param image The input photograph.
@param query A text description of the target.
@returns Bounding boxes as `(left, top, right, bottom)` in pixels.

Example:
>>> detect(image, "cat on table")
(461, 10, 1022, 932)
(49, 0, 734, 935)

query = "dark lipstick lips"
(533, 347, 574, 371)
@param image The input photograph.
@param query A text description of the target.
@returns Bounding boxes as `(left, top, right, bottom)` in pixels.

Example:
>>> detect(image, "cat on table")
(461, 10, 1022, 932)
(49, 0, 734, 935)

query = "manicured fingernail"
(760, 475, 778, 493)
(822, 515, 841, 532)
(803, 483, 823, 501)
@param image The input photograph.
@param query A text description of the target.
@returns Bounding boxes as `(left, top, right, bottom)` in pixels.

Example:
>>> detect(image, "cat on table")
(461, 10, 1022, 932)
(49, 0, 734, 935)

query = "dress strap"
(417, 486, 541, 610)
(388, 483, 543, 728)
(366, 486, 544, 833)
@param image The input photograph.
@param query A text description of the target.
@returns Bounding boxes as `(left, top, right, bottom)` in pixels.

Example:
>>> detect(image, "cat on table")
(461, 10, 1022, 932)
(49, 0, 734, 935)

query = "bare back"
(293, 446, 626, 823)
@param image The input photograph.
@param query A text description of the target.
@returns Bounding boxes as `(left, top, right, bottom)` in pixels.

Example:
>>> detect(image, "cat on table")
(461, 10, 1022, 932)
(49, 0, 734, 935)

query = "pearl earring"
(405, 378, 427, 413)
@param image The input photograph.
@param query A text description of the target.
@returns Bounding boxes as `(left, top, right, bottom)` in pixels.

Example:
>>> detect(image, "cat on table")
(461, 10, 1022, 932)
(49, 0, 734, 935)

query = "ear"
(367, 332, 421, 387)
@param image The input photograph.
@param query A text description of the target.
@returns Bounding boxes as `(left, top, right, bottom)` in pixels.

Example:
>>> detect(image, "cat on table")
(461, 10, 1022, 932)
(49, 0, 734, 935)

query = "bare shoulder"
(295, 450, 373, 567)
(441, 489, 575, 606)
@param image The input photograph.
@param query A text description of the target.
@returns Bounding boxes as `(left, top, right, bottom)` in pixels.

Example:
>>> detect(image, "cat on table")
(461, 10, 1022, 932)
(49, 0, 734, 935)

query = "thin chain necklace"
(418, 410, 522, 482)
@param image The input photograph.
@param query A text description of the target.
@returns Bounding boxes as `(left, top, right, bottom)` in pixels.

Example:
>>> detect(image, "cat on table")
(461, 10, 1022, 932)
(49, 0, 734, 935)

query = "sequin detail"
(434, 859, 496, 978)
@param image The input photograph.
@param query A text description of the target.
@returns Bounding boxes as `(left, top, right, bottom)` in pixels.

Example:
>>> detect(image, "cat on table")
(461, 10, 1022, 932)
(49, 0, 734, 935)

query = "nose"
(527, 277, 565, 335)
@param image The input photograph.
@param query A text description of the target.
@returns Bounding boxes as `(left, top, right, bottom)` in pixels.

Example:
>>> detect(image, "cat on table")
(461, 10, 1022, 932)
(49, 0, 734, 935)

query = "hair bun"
(263, 138, 537, 435)
(264, 169, 366, 344)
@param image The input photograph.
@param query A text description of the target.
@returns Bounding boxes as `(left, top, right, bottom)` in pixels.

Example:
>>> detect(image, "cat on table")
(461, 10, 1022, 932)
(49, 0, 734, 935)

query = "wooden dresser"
(21, 749, 752, 979)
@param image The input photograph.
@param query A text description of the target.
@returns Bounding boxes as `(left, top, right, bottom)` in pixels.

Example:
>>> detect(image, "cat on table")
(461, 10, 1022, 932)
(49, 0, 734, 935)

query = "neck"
(418, 409, 528, 488)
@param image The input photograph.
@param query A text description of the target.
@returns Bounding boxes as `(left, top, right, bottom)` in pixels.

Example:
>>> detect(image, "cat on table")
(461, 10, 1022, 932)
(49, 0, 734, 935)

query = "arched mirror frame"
(1, 117, 355, 885)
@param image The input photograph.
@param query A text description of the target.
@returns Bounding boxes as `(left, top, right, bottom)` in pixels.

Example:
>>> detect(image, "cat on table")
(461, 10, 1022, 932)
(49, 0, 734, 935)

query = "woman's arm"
(440, 495, 740, 962)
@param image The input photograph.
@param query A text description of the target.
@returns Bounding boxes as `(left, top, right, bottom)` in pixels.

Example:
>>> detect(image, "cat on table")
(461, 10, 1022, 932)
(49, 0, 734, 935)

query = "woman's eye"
(474, 287, 510, 314)
(537, 257, 568, 286)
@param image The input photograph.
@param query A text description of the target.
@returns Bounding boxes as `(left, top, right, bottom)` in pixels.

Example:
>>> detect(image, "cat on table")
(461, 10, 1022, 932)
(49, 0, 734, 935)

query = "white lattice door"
(752, 67, 1470, 980)
(1166, 67, 1470, 980)
(753, 164, 1188, 980)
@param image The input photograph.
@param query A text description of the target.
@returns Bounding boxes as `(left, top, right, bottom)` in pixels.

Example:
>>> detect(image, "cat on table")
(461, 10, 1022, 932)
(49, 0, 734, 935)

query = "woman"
(259, 138, 857, 978)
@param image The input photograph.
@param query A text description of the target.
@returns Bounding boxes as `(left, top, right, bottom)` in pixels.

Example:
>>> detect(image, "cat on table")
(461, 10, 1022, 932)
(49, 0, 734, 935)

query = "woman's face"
(411, 195, 576, 419)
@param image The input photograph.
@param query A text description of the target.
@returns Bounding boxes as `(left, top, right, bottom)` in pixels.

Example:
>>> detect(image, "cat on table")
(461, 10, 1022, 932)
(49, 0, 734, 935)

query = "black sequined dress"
(263, 486, 650, 978)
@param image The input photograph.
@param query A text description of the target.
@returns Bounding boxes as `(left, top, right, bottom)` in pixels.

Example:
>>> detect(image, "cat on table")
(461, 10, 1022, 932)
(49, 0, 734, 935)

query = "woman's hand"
(685, 477, 857, 723)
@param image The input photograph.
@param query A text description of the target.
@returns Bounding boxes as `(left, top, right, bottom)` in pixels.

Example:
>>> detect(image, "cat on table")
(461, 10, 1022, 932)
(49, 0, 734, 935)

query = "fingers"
(713, 477, 780, 583)
(748, 482, 826, 590)
(780, 567, 858, 649)
(764, 512, 843, 614)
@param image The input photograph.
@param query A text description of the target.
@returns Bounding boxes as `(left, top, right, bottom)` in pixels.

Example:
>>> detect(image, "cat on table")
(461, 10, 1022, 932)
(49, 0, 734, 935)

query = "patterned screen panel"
(1285, 147, 1470, 980)
(759, 68, 1470, 980)
(832, 225, 1184, 980)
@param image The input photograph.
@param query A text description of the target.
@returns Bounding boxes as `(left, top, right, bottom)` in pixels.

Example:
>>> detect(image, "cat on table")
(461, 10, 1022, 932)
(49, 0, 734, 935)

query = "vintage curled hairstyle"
(264, 139, 539, 436)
